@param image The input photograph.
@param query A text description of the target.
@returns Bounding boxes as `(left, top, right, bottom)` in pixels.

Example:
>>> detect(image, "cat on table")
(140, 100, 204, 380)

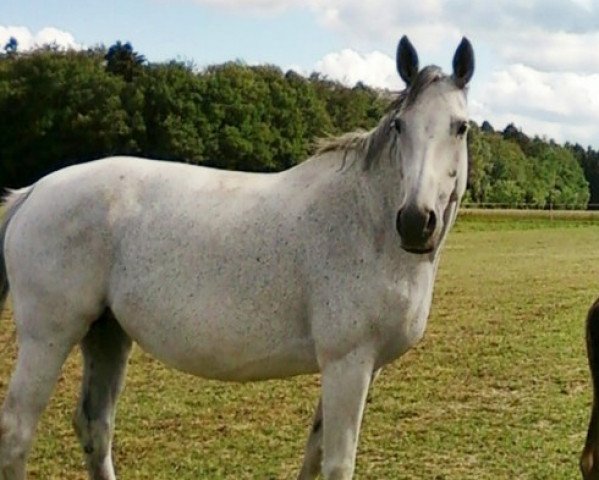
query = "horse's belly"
(139, 334, 319, 382)
(111, 293, 319, 382)
(195, 336, 320, 381)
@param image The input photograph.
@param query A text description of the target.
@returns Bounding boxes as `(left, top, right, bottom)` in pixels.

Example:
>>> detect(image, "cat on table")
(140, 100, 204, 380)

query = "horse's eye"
(457, 122, 468, 136)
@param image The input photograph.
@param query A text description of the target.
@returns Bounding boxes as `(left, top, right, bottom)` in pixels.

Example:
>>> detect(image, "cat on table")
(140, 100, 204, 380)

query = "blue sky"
(0, 1, 345, 71)
(2, 0, 599, 148)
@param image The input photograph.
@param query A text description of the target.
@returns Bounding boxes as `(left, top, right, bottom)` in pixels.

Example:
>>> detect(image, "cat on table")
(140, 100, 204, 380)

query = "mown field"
(0, 210, 598, 479)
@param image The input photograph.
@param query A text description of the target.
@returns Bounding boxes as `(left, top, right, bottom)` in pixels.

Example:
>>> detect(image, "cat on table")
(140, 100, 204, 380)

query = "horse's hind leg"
(0, 311, 85, 479)
(297, 398, 323, 480)
(73, 311, 132, 480)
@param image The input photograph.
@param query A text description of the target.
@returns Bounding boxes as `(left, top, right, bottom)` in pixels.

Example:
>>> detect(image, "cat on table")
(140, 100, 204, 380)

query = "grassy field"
(0, 210, 598, 479)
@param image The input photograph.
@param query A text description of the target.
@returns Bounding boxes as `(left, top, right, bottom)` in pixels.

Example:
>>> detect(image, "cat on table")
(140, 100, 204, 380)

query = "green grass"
(0, 211, 598, 479)
(457, 208, 599, 231)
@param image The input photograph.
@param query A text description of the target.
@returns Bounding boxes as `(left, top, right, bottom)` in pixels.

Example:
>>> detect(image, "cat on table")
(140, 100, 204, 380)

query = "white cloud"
(315, 48, 401, 89)
(312, 43, 599, 147)
(181, 0, 599, 49)
(0, 26, 81, 52)
(183, 0, 462, 51)
(35, 27, 80, 50)
(494, 29, 599, 73)
(187, 0, 307, 14)
(472, 64, 599, 145)
(300, 0, 599, 147)
(480, 65, 599, 123)
(570, 0, 594, 11)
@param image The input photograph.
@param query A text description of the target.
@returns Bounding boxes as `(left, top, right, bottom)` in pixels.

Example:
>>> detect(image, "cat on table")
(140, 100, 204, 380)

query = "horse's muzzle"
(396, 205, 437, 254)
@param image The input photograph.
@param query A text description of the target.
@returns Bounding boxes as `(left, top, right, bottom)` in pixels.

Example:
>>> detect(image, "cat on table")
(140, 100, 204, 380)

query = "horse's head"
(393, 36, 474, 254)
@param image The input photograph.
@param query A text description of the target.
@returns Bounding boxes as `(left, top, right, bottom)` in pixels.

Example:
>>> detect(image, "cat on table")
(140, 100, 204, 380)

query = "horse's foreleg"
(581, 298, 599, 479)
(319, 350, 373, 480)
(0, 332, 76, 479)
(73, 312, 132, 480)
(298, 368, 380, 480)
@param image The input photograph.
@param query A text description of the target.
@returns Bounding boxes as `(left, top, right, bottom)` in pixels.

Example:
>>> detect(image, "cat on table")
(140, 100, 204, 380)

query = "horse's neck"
(290, 149, 402, 223)
(360, 160, 403, 220)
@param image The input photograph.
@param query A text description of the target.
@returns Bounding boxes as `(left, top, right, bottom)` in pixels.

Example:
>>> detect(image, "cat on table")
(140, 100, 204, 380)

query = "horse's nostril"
(396, 209, 403, 235)
(425, 210, 436, 234)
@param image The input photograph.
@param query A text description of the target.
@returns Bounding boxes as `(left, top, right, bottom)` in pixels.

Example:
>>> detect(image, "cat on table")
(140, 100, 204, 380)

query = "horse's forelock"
(402, 65, 446, 110)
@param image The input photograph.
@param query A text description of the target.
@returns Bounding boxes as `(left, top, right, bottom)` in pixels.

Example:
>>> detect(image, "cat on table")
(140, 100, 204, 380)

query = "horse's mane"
(315, 66, 446, 171)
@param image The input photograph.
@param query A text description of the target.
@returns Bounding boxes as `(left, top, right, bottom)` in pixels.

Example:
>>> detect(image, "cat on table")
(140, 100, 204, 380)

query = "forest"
(0, 40, 598, 209)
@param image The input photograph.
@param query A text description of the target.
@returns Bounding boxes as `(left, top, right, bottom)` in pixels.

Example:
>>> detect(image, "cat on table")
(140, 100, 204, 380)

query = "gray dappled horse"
(0, 36, 474, 480)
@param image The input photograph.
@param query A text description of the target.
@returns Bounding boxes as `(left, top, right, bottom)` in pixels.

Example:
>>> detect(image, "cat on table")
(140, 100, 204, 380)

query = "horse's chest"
(376, 270, 435, 365)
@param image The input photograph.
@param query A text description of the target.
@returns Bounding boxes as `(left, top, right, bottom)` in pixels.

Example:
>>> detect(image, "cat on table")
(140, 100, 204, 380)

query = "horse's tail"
(581, 297, 599, 479)
(0, 187, 34, 314)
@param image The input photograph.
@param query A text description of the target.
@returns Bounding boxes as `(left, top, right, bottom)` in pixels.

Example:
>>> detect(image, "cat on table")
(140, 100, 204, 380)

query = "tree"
(197, 62, 333, 172)
(466, 122, 493, 203)
(3, 37, 18, 55)
(0, 43, 595, 210)
(0, 48, 136, 186)
(481, 120, 494, 133)
(485, 135, 530, 205)
(105, 41, 145, 82)
(136, 61, 207, 163)
(308, 72, 387, 134)
(532, 144, 590, 208)
(568, 143, 599, 209)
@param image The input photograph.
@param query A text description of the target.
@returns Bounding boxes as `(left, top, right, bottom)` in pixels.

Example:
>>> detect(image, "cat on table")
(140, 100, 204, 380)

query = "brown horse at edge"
(581, 298, 599, 479)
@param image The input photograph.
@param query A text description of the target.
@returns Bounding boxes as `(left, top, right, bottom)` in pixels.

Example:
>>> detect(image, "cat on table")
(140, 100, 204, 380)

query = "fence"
(461, 202, 599, 211)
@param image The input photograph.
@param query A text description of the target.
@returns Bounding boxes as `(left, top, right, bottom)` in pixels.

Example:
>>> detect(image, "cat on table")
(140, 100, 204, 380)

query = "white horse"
(0, 36, 474, 480)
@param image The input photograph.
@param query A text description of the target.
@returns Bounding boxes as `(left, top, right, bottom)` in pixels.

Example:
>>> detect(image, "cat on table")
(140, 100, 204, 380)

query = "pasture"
(0, 210, 597, 479)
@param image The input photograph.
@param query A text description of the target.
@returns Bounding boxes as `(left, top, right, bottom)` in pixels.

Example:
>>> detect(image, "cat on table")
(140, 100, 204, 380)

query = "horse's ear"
(396, 36, 419, 87)
(452, 37, 474, 88)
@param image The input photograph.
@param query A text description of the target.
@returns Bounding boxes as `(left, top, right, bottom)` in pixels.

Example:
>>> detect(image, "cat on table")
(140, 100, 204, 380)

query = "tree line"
(0, 41, 597, 209)
(467, 122, 594, 208)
